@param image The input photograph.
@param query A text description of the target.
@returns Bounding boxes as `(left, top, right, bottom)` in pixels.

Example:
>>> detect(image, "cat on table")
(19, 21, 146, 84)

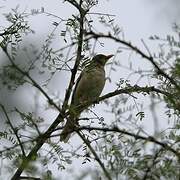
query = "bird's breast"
(73, 67, 105, 105)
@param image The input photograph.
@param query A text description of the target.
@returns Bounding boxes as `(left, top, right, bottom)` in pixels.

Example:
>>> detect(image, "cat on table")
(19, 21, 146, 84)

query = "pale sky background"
(0, 0, 179, 179)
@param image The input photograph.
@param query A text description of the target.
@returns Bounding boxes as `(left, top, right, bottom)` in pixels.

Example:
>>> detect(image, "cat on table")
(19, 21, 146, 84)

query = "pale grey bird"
(60, 54, 114, 142)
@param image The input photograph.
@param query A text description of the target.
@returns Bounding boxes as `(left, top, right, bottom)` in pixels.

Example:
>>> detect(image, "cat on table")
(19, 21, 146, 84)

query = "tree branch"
(78, 126, 180, 159)
(72, 85, 174, 114)
(86, 31, 180, 90)
(10, 1, 87, 179)
(61, 0, 86, 112)
(76, 131, 112, 180)
(19, 176, 41, 180)
(11, 112, 66, 180)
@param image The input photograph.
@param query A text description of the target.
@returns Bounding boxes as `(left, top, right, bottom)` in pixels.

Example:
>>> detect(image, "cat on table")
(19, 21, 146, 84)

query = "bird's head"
(92, 54, 114, 66)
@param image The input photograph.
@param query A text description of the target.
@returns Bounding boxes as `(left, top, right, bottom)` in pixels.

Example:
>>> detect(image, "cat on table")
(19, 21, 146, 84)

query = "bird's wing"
(70, 71, 83, 105)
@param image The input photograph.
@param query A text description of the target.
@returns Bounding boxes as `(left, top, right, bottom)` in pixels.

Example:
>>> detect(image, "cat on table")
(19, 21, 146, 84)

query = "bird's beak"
(105, 54, 114, 60)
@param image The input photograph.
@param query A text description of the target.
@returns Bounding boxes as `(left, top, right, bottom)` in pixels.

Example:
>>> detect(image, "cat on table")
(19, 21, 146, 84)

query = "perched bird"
(60, 54, 114, 142)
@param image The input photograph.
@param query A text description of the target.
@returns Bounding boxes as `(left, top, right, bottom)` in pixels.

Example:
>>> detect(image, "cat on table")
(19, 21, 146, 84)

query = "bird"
(60, 54, 114, 142)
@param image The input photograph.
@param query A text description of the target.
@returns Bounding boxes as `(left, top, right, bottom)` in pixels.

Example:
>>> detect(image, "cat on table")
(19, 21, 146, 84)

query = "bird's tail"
(60, 120, 73, 143)
(60, 131, 71, 143)
(60, 114, 79, 143)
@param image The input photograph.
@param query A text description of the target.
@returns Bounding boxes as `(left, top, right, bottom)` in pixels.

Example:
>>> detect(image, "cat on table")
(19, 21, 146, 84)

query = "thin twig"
(0, 138, 37, 154)
(76, 131, 112, 180)
(87, 12, 116, 17)
(0, 105, 26, 157)
(141, 39, 152, 57)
